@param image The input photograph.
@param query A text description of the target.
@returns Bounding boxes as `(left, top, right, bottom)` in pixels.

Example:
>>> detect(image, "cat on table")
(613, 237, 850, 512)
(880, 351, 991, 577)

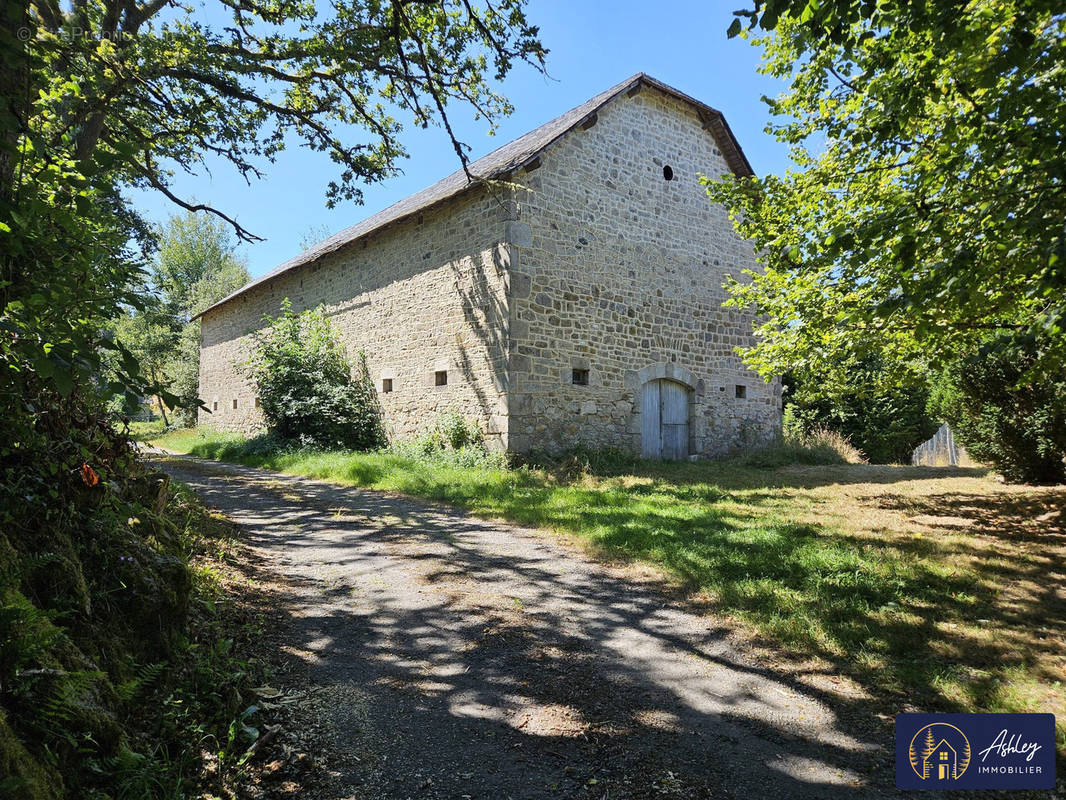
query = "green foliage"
(422, 408, 485, 451)
(157, 212, 252, 427)
(106, 211, 251, 426)
(782, 361, 939, 464)
(0, 401, 186, 794)
(297, 224, 334, 252)
(105, 211, 250, 426)
(389, 409, 511, 469)
(108, 303, 181, 424)
(92, 746, 179, 800)
(126, 420, 169, 441)
(0, 165, 156, 415)
(0, 389, 271, 797)
(154, 214, 247, 321)
(2, 0, 545, 794)
(930, 331, 1066, 484)
(14, 0, 547, 236)
(247, 302, 387, 450)
(708, 0, 1066, 384)
(3, 0, 545, 413)
(3, 0, 545, 425)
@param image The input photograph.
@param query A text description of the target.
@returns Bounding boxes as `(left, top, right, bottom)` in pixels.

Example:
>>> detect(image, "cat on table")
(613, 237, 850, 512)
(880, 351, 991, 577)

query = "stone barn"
(195, 73, 782, 458)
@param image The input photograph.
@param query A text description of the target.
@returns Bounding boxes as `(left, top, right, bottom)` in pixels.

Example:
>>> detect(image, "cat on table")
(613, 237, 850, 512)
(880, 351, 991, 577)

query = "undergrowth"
(737, 426, 866, 468)
(0, 393, 268, 798)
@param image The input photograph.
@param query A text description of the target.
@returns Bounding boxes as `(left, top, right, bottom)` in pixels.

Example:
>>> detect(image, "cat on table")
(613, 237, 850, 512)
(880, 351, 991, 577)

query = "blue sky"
(131, 0, 791, 277)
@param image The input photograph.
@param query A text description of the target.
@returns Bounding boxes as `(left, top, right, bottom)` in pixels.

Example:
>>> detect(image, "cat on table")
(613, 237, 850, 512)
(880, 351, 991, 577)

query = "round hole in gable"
(663, 164, 674, 181)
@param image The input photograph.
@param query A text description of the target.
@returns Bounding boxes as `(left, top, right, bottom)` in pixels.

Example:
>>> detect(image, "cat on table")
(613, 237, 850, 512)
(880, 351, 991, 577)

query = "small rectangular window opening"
(735, 385, 747, 399)
(434, 370, 448, 387)
(232, 398, 238, 409)
(212, 401, 218, 411)
(254, 397, 260, 408)
(572, 368, 589, 386)
(382, 378, 393, 394)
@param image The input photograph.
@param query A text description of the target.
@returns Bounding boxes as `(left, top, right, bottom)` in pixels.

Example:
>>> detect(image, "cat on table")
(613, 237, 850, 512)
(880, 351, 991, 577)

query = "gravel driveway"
(157, 453, 895, 799)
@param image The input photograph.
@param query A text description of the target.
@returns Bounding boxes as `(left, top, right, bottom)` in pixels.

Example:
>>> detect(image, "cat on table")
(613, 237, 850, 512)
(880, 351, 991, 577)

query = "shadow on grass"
(164, 432, 1065, 758)
(604, 459, 990, 492)
(159, 453, 892, 797)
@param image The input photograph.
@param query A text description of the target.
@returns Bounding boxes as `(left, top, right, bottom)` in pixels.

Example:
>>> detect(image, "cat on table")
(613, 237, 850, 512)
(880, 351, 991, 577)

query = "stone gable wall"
(503, 87, 781, 456)
(198, 84, 781, 457)
(197, 187, 512, 447)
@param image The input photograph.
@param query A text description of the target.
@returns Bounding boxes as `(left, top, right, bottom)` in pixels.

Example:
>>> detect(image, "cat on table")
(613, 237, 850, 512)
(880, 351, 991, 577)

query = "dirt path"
(157, 453, 897, 799)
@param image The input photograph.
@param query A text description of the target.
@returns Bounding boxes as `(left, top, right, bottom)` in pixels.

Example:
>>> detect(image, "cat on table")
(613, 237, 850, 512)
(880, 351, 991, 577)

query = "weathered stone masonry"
(198, 190, 512, 445)
(504, 88, 780, 455)
(197, 74, 781, 457)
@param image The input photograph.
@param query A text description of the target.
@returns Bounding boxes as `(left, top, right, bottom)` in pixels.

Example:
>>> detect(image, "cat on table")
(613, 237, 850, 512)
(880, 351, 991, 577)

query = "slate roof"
(194, 72, 754, 320)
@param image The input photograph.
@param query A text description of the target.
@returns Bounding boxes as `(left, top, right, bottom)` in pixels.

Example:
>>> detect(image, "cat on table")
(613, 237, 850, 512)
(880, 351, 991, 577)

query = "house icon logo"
(908, 722, 972, 781)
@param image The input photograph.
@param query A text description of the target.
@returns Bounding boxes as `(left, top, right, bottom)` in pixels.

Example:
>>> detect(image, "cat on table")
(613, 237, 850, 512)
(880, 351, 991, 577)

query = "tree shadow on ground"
(159, 455, 1066, 798)
(863, 488, 1066, 716)
(163, 455, 906, 798)
(598, 459, 991, 492)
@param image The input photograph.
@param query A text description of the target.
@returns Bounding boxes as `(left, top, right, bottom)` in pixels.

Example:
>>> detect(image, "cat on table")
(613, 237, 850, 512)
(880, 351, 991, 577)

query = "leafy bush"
(246, 301, 386, 451)
(783, 360, 939, 464)
(391, 409, 507, 469)
(425, 407, 484, 451)
(929, 332, 1066, 484)
(419, 443, 510, 469)
(0, 381, 255, 796)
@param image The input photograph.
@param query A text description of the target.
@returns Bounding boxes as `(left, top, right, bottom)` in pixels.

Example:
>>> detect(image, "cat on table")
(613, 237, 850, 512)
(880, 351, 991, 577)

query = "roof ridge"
(194, 73, 751, 320)
(303, 73, 645, 260)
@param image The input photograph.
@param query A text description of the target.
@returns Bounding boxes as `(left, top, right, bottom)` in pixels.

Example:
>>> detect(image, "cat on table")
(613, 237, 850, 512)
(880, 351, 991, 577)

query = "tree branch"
(133, 158, 263, 242)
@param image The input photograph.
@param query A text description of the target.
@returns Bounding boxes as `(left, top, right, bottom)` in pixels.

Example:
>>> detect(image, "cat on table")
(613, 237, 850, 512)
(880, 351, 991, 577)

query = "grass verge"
(154, 427, 1066, 754)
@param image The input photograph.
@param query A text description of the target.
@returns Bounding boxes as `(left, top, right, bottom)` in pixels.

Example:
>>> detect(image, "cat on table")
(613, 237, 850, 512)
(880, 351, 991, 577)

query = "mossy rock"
(0, 709, 62, 800)
(21, 553, 91, 618)
(127, 472, 170, 516)
(114, 553, 191, 656)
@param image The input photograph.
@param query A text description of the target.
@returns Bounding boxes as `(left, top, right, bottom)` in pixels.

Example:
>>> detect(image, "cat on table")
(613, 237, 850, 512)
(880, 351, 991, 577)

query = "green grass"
(127, 419, 169, 441)
(153, 427, 1066, 749)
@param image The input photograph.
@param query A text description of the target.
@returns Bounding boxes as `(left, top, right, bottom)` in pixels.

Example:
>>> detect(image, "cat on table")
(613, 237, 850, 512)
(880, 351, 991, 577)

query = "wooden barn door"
(641, 379, 690, 460)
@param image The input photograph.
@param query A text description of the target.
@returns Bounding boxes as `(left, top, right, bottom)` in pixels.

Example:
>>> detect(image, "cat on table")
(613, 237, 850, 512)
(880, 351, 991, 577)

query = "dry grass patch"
(833, 475, 1064, 705)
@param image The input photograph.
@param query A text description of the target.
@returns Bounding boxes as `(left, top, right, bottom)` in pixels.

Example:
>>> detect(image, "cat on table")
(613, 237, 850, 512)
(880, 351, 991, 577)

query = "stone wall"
(198, 82, 781, 458)
(503, 86, 781, 456)
(197, 186, 513, 447)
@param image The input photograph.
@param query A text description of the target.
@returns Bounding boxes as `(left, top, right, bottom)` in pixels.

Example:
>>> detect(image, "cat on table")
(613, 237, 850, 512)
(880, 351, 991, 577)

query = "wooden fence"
(912, 423, 970, 467)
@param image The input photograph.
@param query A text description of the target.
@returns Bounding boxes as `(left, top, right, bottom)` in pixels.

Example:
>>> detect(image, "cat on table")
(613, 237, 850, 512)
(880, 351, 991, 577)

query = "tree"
(154, 211, 248, 319)
(110, 301, 177, 424)
(784, 358, 939, 464)
(707, 1, 1065, 385)
(298, 224, 335, 252)
(156, 211, 251, 425)
(930, 331, 1066, 484)
(3, 0, 546, 410)
(108, 211, 250, 424)
(17, 0, 545, 237)
(247, 302, 386, 450)
(921, 727, 937, 778)
(0, 2, 543, 791)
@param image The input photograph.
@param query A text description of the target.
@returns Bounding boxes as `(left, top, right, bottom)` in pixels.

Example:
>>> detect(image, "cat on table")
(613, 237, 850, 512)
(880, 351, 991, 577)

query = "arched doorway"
(641, 379, 690, 460)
